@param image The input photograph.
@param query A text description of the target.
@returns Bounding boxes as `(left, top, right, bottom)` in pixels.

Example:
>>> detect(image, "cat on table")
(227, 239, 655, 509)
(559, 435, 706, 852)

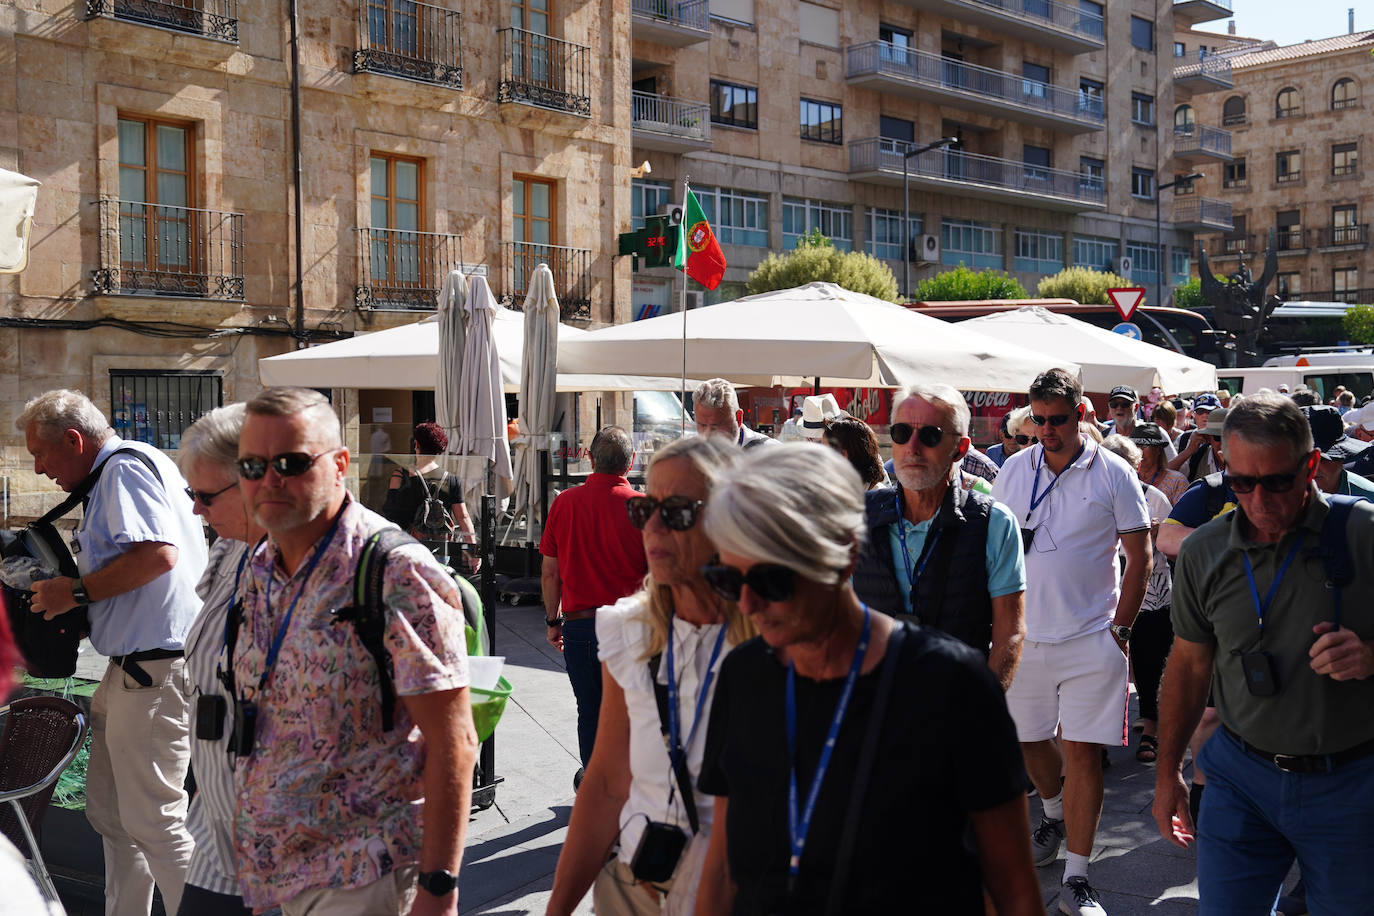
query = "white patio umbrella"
(434, 269, 469, 456)
(554, 282, 1068, 392)
(957, 307, 1218, 395)
(0, 168, 40, 274)
(457, 276, 513, 505)
(508, 264, 559, 537)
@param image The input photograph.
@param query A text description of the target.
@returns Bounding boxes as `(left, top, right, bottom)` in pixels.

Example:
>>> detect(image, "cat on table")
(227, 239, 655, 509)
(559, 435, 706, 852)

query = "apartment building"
(627, 0, 1236, 316)
(1182, 28, 1374, 304)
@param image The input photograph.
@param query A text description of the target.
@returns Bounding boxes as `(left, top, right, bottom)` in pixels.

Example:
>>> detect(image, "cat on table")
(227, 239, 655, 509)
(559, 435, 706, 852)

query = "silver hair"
(1099, 434, 1141, 469)
(893, 383, 970, 438)
(178, 403, 247, 476)
(705, 443, 865, 587)
(1007, 405, 1032, 435)
(16, 389, 114, 444)
(692, 378, 739, 413)
(244, 387, 342, 448)
(1222, 393, 1313, 464)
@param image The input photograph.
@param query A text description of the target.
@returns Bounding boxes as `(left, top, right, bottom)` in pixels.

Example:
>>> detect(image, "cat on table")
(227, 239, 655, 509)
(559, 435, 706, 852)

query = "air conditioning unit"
(660, 204, 684, 226)
(909, 233, 940, 263)
(1117, 255, 1134, 277)
(684, 290, 704, 310)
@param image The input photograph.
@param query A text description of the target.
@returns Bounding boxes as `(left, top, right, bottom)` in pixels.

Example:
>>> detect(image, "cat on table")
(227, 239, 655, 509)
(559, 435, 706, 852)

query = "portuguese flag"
(673, 187, 727, 290)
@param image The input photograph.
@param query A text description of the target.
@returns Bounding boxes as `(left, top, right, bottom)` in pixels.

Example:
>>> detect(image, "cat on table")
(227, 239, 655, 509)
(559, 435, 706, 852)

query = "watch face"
(421, 869, 456, 895)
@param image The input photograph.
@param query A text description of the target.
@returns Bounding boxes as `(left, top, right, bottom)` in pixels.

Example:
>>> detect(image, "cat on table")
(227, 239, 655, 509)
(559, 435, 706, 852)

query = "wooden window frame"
(369, 152, 428, 291)
(513, 173, 557, 246)
(117, 114, 198, 275)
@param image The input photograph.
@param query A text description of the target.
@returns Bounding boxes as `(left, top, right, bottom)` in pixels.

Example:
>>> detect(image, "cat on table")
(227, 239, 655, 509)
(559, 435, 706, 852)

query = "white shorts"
(1005, 627, 1129, 746)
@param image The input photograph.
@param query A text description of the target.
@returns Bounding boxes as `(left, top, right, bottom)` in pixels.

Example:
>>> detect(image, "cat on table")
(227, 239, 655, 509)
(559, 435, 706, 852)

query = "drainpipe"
(289, 0, 306, 346)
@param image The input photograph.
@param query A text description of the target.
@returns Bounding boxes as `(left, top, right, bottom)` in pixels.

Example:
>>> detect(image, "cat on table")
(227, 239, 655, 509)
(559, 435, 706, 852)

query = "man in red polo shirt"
(540, 426, 647, 783)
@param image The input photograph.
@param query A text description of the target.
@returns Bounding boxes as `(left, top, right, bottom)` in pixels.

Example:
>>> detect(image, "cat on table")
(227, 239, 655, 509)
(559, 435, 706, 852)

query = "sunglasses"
(1222, 466, 1306, 495)
(1029, 412, 1077, 428)
(236, 450, 335, 481)
(699, 555, 797, 602)
(890, 423, 945, 447)
(1108, 399, 1135, 409)
(1013, 434, 1035, 445)
(185, 482, 236, 506)
(625, 495, 704, 531)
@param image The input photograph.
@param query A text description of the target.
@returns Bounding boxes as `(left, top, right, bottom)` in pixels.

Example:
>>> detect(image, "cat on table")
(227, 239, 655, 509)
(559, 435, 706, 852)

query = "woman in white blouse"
(546, 435, 754, 916)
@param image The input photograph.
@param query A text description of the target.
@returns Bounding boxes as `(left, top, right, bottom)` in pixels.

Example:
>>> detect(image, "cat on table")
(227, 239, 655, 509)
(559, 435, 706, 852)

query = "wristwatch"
(417, 868, 458, 897)
(71, 578, 92, 606)
(1110, 624, 1133, 642)
(545, 614, 565, 628)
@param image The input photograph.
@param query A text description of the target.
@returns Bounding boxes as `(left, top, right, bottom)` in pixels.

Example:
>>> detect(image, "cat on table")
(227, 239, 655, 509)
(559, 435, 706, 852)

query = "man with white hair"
(692, 378, 776, 449)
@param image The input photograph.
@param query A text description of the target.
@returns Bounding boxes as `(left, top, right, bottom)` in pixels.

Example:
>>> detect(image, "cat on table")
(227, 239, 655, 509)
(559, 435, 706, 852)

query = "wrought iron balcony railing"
(85, 0, 238, 42)
(1292, 288, 1374, 304)
(92, 200, 244, 299)
(631, 91, 711, 143)
(1173, 54, 1234, 87)
(1173, 196, 1233, 230)
(497, 28, 591, 117)
(1219, 233, 1253, 255)
(1315, 225, 1369, 248)
(1173, 123, 1232, 158)
(1275, 228, 1308, 251)
(355, 227, 464, 310)
(354, 0, 463, 88)
(630, 0, 709, 31)
(502, 242, 591, 320)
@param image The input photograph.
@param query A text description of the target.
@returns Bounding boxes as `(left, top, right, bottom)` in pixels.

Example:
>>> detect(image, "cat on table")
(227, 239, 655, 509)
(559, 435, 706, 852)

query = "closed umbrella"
(508, 264, 559, 538)
(457, 276, 514, 507)
(0, 168, 40, 274)
(434, 269, 469, 456)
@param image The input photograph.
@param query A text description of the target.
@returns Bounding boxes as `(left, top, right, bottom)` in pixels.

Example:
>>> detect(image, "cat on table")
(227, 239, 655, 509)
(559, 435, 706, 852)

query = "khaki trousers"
(593, 858, 669, 916)
(280, 865, 419, 916)
(85, 657, 194, 916)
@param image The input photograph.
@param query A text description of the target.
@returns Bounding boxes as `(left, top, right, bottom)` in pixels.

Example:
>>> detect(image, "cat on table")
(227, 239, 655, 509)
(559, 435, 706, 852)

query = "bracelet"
(545, 615, 564, 628)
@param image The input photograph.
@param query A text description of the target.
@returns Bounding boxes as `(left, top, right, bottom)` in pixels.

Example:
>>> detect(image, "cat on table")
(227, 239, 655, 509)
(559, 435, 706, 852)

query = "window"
(710, 80, 757, 129)
(1332, 142, 1358, 177)
(1174, 104, 1195, 132)
(1276, 149, 1302, 183)
(1131, 167, 1155, 199)
(879, 115, 914, 148)
(1222, 95, 1246, 126)
(1332, 78, 1358, 110)
(369, 153, 426, 292)
(1023, 145, 1052, 181)
(1171, 248, 1191, 283)
(117, 116, 195, 280)
(110, 369, 222, 450)
(941, 219, 1002, 269)
(1078, 77, 1104, 117)
(1276, 210, 1303, 250)
(1013, 229, 1063, 274)
(1022, 61, 1050, 102)
(1333, 205, 1359, 245)
(1275, 87, 1301, 118)
(800, 98, 842, 145)
(1073, 235, 1118, 270)
(782, 198, 851, 251)
(865, 208, 921, 261)
(1276, 272, 1300, 298)
(367, 0, 423, 57)
(1223, 214, 1248, 253)
(1223, 157, 1247, 189)
(879, 23, 912, 49)
(1130, 16, 1153, 51)
(1173, 171, 1197, 195)
(1131, 92, 1155, 126)
(513, 174, 555, 245)
(1080, 156, 1105, 191)
(1173, 41, 1186, 58)
(1126, 241, 1159, 283)
(692, 186, 768, 247)
(1334, 267, 1359, 302)
(1078, 0, 1104, 37)
(511, 0, 549, 33)
(632, 179, 673, 230)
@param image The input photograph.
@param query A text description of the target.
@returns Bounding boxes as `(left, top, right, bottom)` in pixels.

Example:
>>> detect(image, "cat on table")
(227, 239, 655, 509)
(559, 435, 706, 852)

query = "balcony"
(355, 227, 464, 310)
(1173, 197, 1233, 232)
(1173, 54, 1233, 97)
(1316, 224, 1370, 251)
(848, 139, 1104, 212)
(631, 92, 711, 153)
(845, 42, 1103, 133)
(1173, 0, 1231, 27)
(1275, 228, 1309, 254)
(630, 0, 709, 46)
(897, 0, 1103, 53)
(1172, 124, 1232, 163)
(498, 28, 591, 117)
(502, 242, 592, 320)
(92, 200, 244, 299)
(353, 0, 462, 89)
(85, 0, 237, 42)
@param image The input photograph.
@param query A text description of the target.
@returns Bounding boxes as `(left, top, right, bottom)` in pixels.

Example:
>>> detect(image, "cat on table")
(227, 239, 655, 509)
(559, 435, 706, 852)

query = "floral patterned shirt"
(232, 498, 470, 908)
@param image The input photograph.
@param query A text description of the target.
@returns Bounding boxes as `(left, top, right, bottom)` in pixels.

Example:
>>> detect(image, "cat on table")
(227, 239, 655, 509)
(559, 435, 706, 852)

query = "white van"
(1216, 366, 1374, 400)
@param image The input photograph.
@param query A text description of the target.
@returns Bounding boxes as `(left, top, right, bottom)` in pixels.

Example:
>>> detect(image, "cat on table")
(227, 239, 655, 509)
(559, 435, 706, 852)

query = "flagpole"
(680, 176, 690, 435)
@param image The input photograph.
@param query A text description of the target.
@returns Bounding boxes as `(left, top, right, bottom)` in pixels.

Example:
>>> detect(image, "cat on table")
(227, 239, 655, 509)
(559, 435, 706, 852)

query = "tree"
(745, 229, 900, 301)
(913, 264, 1028, 301)
(1035, 266, 1131, 305)
(1173, 275, 1230, 312)
(1343, 304, 1374, 345)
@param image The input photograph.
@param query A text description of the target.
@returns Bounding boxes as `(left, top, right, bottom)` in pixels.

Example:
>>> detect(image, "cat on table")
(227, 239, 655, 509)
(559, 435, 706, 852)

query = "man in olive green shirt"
(1153, 393, 1374, 915)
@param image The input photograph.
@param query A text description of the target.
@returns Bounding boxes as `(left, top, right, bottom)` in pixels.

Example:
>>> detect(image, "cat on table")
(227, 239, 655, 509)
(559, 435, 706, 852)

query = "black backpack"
(412, 472, 455, 541)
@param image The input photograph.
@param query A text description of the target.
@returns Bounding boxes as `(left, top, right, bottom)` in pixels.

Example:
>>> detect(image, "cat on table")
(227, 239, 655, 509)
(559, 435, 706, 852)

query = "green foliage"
(745, 232, 899, 301)
(1034, 266, 1132, 305)
(913, 264, 1029, 301)
(1172, 275, 1229, 312)
(1343, 304, 1374, 345)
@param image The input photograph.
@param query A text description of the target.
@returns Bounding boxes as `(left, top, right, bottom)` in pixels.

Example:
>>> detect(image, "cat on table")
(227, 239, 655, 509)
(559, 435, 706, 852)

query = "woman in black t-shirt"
(381, 421, 478, 569)
(693, 444, 1041, 916)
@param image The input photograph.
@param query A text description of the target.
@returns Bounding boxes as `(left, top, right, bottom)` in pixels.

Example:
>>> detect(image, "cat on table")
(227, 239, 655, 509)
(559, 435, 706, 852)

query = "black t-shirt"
(380, 467, 463, 531)
(698, 624, 1025, 916)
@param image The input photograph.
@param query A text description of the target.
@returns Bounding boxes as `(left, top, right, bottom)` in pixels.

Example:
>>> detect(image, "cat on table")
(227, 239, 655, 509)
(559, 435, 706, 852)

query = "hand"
(408, 889, 457, 916)
(1111, 632, 1129, 656)
(1309, 622, 1374, 680)
(29, 576, 79, 621)
(1152, 769, 1195, 848)
(547, 624, 564, 651)
(1182, 433, 1202, 456)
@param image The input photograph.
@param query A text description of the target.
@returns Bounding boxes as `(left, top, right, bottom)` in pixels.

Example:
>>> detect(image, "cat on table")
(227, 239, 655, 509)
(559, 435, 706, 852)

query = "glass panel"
(157, 172, 188, 208)
(121, 208, 148, 265)
(371, 197, 389, 229)
(513, 179, 526, 216)
(396, 201, 419, 231)
(531, 220, 550, 244)
(371, 158, 388, 197)
(119, 166, 145, 203)
(372, 237, 389, 280)
(157, 125, 187, 172)
(514, 214, 526, 241)
(395, 161, 418, 201)
(531, 181, 550, 217)
(530, 10, 548, 34)
(118, 120, 145, 167)
(368, 0, 387, 44)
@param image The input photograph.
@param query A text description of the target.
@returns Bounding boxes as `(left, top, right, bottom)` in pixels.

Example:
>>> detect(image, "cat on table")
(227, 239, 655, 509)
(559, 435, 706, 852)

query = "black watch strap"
(418, 868, 457, 897)
(71, 578, 92, 606)
(545, 614, 564, 627)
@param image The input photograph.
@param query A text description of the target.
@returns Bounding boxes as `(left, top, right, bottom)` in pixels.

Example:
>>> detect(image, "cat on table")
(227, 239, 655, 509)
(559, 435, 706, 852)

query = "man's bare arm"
(30, 541, 177, 620)
(404, 686, 479, 916)
(988, 591, 1025, 692)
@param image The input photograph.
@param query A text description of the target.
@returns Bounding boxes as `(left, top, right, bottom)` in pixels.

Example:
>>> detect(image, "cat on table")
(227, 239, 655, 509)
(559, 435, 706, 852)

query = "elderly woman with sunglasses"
(547, 436, 754, 916)
(693, 445, 1041, 916)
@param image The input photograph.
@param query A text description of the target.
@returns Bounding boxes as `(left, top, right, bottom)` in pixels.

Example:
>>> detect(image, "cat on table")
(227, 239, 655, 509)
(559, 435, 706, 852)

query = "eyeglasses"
(236, 450, 335, 481)
(890, 423, 945, 448)
(699, 555, 797, 602)
(625, 495, 705, 531)
(1029, 412, 1076, 428)
(1013, 434, 1035, 445)
(1222, 466, 1306, 495)
(185, 482, 236, 506)
(1108, 399, 1135, 409)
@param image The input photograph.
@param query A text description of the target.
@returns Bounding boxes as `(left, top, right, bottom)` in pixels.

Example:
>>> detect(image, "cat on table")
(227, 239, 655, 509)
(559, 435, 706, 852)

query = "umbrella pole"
(478, 461, 497, 800)
(813, 376, 821, 396)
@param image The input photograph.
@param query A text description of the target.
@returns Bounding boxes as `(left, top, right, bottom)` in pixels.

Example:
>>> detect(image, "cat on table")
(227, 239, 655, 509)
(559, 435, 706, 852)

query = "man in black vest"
(853, 383, 1026, 690)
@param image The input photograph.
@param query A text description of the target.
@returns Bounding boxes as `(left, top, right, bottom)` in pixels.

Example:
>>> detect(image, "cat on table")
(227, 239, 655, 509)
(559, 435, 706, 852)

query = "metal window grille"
(109, 370, 223, 450)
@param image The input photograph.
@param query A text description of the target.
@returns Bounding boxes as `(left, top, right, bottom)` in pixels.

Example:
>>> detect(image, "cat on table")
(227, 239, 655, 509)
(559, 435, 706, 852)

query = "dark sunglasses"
(1013, 434, 1034, 445)
(1029, 412, 1076, 428)
(890, 423, 945, 447)
(236, 450, 335, 481)
(625, 495, 704, 531)
(699, 555, 797, 602)
(1108, 399, 1135, 409)
(1222, 467, 1305, 495)
(185, 482, 236, 506)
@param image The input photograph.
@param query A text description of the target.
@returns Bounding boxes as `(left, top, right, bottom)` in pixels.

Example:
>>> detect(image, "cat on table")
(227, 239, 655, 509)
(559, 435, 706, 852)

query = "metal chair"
(0, 695, 89, 905)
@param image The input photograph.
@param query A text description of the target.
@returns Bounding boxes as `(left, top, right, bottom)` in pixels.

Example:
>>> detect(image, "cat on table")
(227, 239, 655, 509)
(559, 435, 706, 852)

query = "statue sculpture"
(1198, 229, 1281, 366)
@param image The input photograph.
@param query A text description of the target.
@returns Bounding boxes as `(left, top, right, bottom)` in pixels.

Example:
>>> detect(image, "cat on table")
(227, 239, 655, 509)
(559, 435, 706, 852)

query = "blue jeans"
(1196, 727, 1374, 915)
(561, 617, 602, 766)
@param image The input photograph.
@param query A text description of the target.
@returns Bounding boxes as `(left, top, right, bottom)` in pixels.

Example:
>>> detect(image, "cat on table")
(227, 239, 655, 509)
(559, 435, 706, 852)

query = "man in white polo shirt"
(991, 368, 1152, 916)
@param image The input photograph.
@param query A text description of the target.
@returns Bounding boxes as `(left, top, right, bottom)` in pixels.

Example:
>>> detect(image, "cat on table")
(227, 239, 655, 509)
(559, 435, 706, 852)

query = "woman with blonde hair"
(547, 435, 754, 916)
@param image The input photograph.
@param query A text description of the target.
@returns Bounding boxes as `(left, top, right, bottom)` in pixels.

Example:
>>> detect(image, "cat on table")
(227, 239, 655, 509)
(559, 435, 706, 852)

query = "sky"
(1191, 0, 1369, 45)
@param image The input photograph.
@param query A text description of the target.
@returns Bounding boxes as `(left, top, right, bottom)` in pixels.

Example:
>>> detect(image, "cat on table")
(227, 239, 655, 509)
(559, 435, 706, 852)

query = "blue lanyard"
(1027, 442, 1086, 523)
(785, 604, 871, 881)
(894, 490, 941, 613)
(220, 548, 251, 650)
(254, 508, 346, 694)
(665, 620, 728, 771)
(1241, 532, 1305, 635)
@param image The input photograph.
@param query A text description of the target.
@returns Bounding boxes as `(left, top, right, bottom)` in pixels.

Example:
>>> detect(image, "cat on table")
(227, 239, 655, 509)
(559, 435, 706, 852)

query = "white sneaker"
(1059, 876, 1107, 915)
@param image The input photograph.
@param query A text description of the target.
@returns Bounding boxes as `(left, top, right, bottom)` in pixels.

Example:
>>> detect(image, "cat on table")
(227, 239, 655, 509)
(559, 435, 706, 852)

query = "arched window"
(1332, 78, 1358, 110)
(1222, 95, 1246, 125)
(1275, 86, 1300, 118)
(1174, 104, 1195, 132)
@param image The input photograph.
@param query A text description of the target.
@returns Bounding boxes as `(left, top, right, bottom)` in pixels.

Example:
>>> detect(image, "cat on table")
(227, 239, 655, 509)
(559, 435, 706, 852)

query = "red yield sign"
(1107, 287, 1146, 323)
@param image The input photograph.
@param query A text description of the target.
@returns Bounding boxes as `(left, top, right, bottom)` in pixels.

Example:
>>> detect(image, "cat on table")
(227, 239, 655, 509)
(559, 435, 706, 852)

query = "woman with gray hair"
(693, 444, 1041, 916)
(547, 436, 755, 916)
(174, 404, 265, 916)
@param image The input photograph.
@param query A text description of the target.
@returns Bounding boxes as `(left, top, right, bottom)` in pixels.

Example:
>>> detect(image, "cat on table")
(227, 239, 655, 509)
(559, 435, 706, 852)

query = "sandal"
(1136, 734, 1158, 764)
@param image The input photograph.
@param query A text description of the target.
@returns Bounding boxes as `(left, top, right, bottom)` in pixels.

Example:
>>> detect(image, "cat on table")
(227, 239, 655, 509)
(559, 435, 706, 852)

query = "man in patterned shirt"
(232, 387, 477, 916)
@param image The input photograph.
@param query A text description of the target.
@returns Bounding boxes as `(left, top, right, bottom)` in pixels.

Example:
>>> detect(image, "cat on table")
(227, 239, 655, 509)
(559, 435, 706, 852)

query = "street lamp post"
(1154, 171, 1203, 310)
(903, 137, 958, 301)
